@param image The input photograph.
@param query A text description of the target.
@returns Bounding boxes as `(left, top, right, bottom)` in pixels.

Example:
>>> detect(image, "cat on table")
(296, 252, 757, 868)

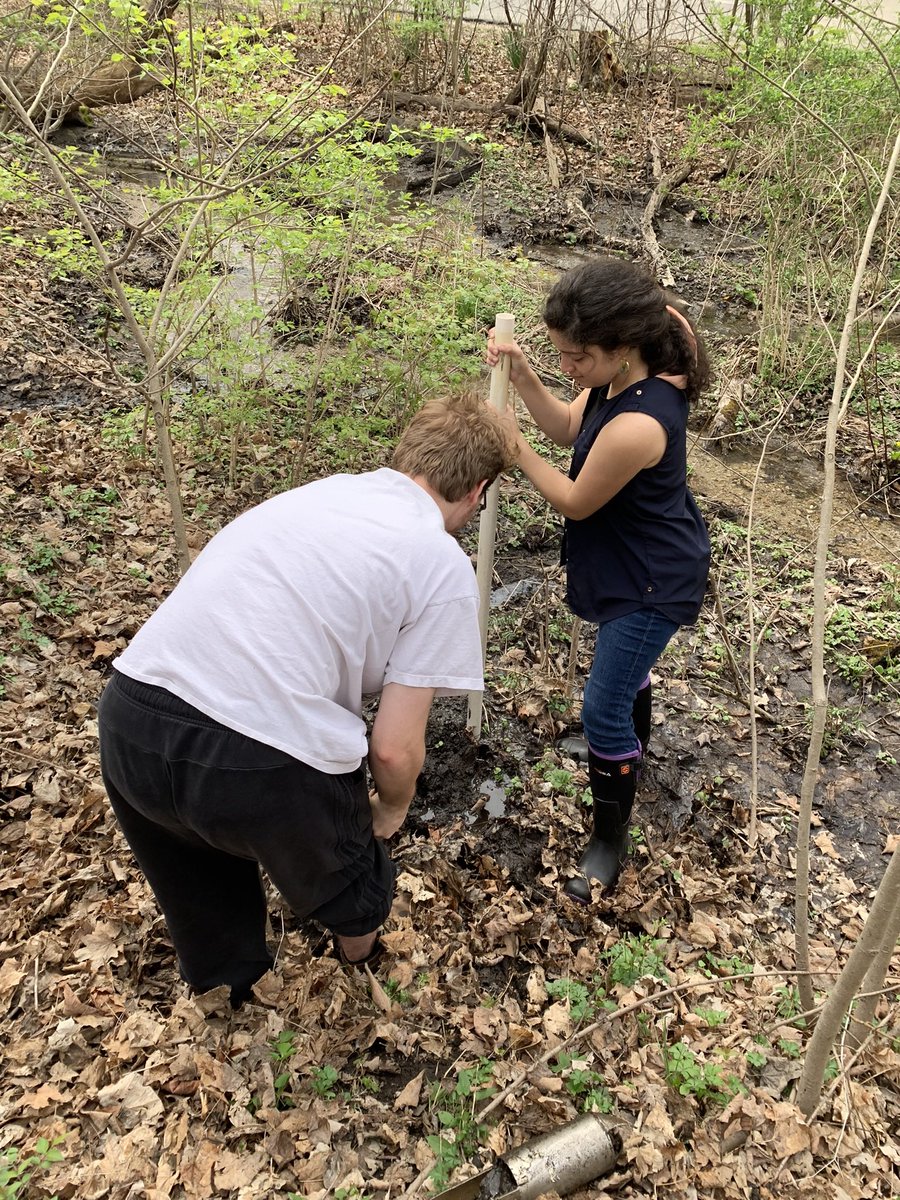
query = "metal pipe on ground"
(435, 1113, 623, 1200)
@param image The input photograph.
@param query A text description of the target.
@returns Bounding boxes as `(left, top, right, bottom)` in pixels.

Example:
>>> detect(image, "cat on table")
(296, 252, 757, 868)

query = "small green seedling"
(551, 1053, 614, 1114)
(427, 1061, 496, 1190)
(310, 1064, 340, 1098)
(1, 1136, 63, 1200)
(603, 933, 668, 987)
(545, 978, 594, 1023)
(663, 1042, 743, 1107)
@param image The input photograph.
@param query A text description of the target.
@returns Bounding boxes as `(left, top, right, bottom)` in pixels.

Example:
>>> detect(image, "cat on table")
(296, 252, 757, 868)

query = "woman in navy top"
(487, 258, 710, 901)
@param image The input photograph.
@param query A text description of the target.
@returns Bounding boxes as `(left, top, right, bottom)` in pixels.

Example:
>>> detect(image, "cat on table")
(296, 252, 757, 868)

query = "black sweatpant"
(98, 671, 395, 1003)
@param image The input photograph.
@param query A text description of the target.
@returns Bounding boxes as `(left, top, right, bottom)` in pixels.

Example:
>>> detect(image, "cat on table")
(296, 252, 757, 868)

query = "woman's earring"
(619, 359, 630, 375)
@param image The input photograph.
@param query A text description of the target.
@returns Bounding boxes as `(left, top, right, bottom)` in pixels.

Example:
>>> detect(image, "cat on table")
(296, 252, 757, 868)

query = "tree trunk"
(796, 847, 900, 1115)
(846, 867, 900, 1050)
(794, 126, 900, 1016)
(502, 0, 557, 113)
(793, 125, 900, 1083)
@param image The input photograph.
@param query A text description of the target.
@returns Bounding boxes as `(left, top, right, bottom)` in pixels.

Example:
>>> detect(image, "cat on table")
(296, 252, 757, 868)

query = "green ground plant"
(822, 599, 900, 688)
(310, 1064, 340, 1099)
(269, 1029, 299, 1109)
(774, 984, 807, 1028)
(426, 1061, 496, 1190)
(550, 1051, 615, 1114)
(545, 977, 595, 1023)
(815, 703, 869, 759)
(778, 1037, 802, 1058)
(663, 1040, 744, 1107)
(746, 1040, 768, 1071)
(0, 1137, 63, 1200)
(541, 762, 578, 796)
(694, 1006, 729, 1028)
(2, 542, 76, 626)
(699, 951, 754, 991)
(545, 938, 670, 1024)
(384, 978, 412, 1005)
(604, 934, 669, 988)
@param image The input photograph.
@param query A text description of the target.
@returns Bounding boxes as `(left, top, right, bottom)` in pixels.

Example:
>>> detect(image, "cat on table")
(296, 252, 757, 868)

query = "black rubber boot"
(563, 752, 638, 903)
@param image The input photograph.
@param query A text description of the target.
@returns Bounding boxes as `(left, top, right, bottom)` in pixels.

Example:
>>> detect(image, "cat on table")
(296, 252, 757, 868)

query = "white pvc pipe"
(467, 312, 515, 738)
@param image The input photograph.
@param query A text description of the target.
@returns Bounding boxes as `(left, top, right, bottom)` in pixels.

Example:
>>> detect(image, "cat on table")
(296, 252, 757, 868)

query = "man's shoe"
(557, 734, 589, 761)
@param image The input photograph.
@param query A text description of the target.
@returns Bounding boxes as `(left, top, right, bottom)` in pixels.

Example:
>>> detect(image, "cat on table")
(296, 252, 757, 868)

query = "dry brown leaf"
(96, 1071, 164, 1128)
(0, 957, 24, 1000)
(393, 1070, 425, 1109)
(380, 928, 417, 955)
(213, 1147, 267, 1190)
(542, 1001, 573, 1040)
(813, 830, 841, 861)
(508, 1023, 541, 1050)
(685, 908, 723, 948)
(767, 1103, 812, 1158)
(73, 921, 124, 969)
(395, 870, 436, 903)
(366, 965, 394, 1014)
(19, 1082, 68, 1112)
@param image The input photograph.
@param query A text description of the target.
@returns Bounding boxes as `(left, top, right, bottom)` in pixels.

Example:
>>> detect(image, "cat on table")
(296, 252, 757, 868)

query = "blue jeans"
(582, 608, 680, 758)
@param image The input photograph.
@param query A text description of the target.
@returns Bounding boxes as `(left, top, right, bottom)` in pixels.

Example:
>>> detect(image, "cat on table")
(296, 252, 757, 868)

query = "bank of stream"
(6, 115, 900, 875)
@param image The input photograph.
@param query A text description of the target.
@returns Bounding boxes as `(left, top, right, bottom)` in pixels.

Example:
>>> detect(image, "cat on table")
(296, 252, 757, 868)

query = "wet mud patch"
(690, 444, 900, 559)
(411, 699, 552, 908)
(413, 698, 486, 830)
(488, 821, 549, 897)
(635, 670, 900, 898)
(413, 698, 541, 827)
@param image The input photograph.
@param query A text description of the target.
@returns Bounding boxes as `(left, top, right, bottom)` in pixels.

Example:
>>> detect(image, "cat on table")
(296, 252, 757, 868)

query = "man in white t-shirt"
(98, 391, 516, 1004)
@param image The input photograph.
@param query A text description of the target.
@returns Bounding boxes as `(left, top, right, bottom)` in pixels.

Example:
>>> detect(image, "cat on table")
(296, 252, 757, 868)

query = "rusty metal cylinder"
(498, 1113, 621, 1200)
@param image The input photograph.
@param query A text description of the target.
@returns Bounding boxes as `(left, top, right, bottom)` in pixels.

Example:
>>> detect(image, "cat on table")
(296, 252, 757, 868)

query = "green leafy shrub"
(1, 1136, 63, 1200)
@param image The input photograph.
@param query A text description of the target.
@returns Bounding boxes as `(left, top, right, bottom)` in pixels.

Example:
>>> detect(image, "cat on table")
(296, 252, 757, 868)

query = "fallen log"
(405, 156, 482, 193)
(640, 149, 694, 288)
(381, 90, 594, 148)
(1, 0, 178, 128)
(2, 59, 162, 130)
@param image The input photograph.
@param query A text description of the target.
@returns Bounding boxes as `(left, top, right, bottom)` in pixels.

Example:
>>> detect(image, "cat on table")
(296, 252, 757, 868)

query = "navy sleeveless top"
(562, 377, 709, 625)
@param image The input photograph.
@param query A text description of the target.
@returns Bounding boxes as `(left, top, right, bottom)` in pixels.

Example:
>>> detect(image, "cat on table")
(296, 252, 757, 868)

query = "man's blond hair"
(391, 388, 517, 502)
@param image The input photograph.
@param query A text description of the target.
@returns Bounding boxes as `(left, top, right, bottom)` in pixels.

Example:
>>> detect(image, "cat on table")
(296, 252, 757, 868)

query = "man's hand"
(369, 789, 410, 839)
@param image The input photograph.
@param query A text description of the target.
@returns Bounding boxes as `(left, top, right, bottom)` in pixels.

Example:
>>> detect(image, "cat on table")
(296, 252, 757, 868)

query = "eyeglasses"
(479, 485, 489, 511)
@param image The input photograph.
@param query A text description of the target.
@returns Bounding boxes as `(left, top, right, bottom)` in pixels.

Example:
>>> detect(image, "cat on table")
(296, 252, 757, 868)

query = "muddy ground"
(2, 18, 900, 1200)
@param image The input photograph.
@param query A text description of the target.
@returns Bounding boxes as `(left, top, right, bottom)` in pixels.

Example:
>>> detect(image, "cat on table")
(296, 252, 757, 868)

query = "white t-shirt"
(114, 469, 483, 773)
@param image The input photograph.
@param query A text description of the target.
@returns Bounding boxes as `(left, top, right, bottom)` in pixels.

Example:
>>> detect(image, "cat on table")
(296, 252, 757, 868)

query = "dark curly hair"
(542, 258, 710, 404)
